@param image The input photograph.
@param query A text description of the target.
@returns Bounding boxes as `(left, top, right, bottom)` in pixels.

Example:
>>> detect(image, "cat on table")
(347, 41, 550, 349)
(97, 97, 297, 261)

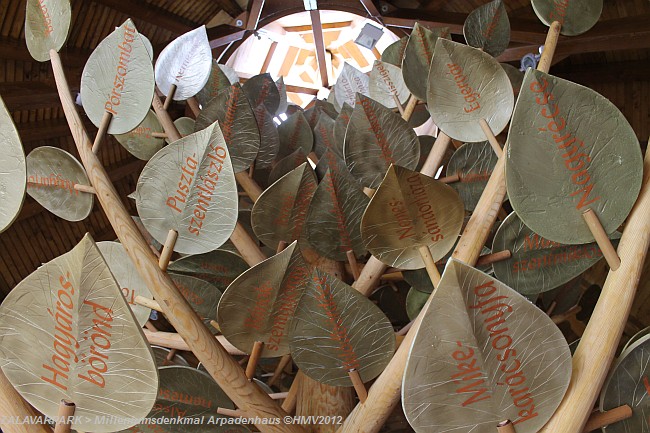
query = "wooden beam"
(17, 117, 73, 142)
(497, 15, 650, 62)
(91, 0, 197, 35)
(554, 59, 650, 85)
(247, 0, 266, 30)
(283, 21, 353, 32)
(207, 24, 247, 49)
(310, 9, 329, 88)
(0, 37, 90, 68)
(213, 0, 244, 18)
(260, 41, 278, 73)
(0, 81, 77, 112)
(285, 84, 319, 95)
(359, 0, 382, 20)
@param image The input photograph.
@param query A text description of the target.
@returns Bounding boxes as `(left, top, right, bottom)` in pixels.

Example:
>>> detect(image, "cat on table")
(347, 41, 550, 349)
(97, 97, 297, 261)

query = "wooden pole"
(91, 111, 112, 154)
(187, 96, 201, 118)
(0, 369, 51, 433)
(163, 84, 177, 111)
(479, 118, 503, 157)
(54, 400, 75, 433)
(582, 405, 632, 432)
(537, 146, 650, 433)
(158, 229, 178, 271)
(582, 209, 621, 270)
(348, 369, 368, 403)
(268, 354, 293, 387)
(420, 133, 451, 177)
(50, 50, 304, 433)
(496, 420, 516, 433)
(438, 173, 460, 184)
(135, 295, 163, 312)
(73, 184, 96, 194)
(475, 249, 511, 267)
(417, 245, 441, 289)
(346, 250, 360, 281)
(402, 96, 418, 121)
(246, 341, 265, 380)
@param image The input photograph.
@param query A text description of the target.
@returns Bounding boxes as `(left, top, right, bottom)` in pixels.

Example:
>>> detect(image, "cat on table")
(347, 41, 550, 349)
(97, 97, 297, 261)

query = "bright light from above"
(303, 0, 317, 11)
(279, 113, 288, 121)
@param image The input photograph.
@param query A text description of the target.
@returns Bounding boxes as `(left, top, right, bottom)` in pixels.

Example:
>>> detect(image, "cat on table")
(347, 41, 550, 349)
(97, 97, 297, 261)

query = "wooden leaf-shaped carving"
(492, 212, 620, 295)
(155, 26, 212, 100)
(344, 94, 420, 189)
(0, 235, 158, 431)
(403, 259, 572, 433)
(0, 96, 26, 233)
(305, 100, 338, 129)
(253, 104, 281, 169)
(532, 0, 602, 36)
(113, 109, 165, 160)
(217, 241, 311, 356)
(26, 146, 93, 221)
(505, 69, 643, 244)
(403, 23, 450, 101)
(313, 112, 338, 159)
(445, 142, 498, 211)
(196, 61, 239, 107)
(170, 274, 222, 332)
(127, 366, 247, 433)
(334, 63, 370, 109)
(289, 268, 395, 386)
(195, 83, 260, 173)
(599, 334, 650, 433)
(361, 165, 464, 269)
(81, 19, 153, 134)
(463, 0, 510, 57)
(381, 36, 408, 67)
(334, 102, 353, 153)
(306, 168, 369, 261)
(276, 76, 288, 115)
(168, 249, 248, 291)
(242, 73, 281, 115)
(135, 121, 238, 254)
(25, 0, 71, 62)
(269, 148, 308, 185)
(315, 149, 353, 182)
(97, 241, 152, 326)
(277, 111, 313, 159)
(428, 39, 514, 143)
(252, 162, 317, 249)
(369, 60, 410, 109)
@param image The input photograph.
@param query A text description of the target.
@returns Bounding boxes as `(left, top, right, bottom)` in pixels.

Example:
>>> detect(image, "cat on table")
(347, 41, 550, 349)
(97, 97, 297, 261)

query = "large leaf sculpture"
(532, 0, 602, 36)
(381, 36, 408, 67)
(402, 23, 450, 101)
(0, 96, 26, 233)
(289, 268, 395, 386)
(305, 100, 338, 129)
(168, 249, 248, 292)
(26, 146, 93, 221)
(599, 335, 650, 432)
(126, 366, 249, 433)
(114, 110, 165, 160)
(277, 111, 313, 159)
(492, 212, 620, 295)
(0, 235, 158, 432)
(170, 274, 222, 333)
(344, 94, 420, 189)
(361, 165, 464, 269)
(81, 19, 153, 134)
(135, 121, 238, 254)
(252, 162, 317, 250)
(501, 63, 524, 96)
(97, 241, 152, 326)
(334, 63, 370, 109)
(505, 69, 643, 244)
(276, 76, 289, 115)
(463, 0, 510, 57)
(428, 39, 514, 143)
(253, 104, 281, 169)
(195, 83, 260, 173)
(196, 61, 239, 107)
(446, 142, 499, 211)
(312, 112, 337, 158)
(269, 149, 309, 185)
(172, 117, 196, 141)
(403, 259, 572, 433)
(305, 168, 369, 261)
(333, 102, 353, 153)
(217, 241, 311, 357)
(155, 26, 212, 100)
(25, 0, 71, 62)
(369, 60, 410, 109)
(242, 73, 281, 115)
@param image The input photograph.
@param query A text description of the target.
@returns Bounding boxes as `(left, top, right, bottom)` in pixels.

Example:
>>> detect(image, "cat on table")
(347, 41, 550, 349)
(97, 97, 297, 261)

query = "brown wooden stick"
(496, 420, 516, 433)
(396, 320, 414, 336)
(418, 245, 441, 289)
(163, 84, 177, 111)
(277, 241, 289, 254)
(144, 320, 158, 332)
(268, 354, 293, 387)
(158, 229, 178, 271)
(392, 94, 405, 116)
(143, 329, 245, 355)
(54, 400, 75, 433)
(551, 305, 582, 325)
(402, 96, 418, 121)
(479, 118, 503, 157)
(151, 132, 168, 139)
(538, 21, 561, 74)
(348, 369, 368, 403)
(217, 407, 246, 417)
(346, 250, 361, 281)
(475, 249, 511, 267)
(362, 187, 375, 198)
(282, 372, 302, 415)
(0, 369, 51, 433)
(235, 171, 264, 202)
(307, 151, 319, 165)
(582, 405, 632, 432)
(135, 295, 163, 312)
(538, 144, 650, 433)
(73, 184, 96, 194)
(91, 111, 113, 154)
(246, 341, 265, 380)
(187, 96, 201, 118)
(270, 392, 290, 400)
(231, 222, 267, 265)
(582, 209, 621, 270)
(420, 133, 452, 178)
(438, 173, 460, 184)
(50, 50, 303, 433)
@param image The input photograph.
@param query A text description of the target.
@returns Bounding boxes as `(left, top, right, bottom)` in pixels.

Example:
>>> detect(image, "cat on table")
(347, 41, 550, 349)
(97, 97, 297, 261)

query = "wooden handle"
(402, 96, 418, 121)
(538, 21, 561, 74)
(163, 84, 177, 111)
(475, 249, 511, 267)
(143, 329, 245, 355)
(268, 354, 292, 387)
(135, 295, 163, 312)
(538, 145, 650, 433)
(438, 173, 460, 184)
(346, 250, 361, 281)
(582, 405, 632, 432)
(50, 50, 304, 433)
(479, 118, 503, 157)
(187, 96, 201, 118)
(582, 209, 621, 270)
(352, 256, 389, 297)
(235, 171, 264, 202)
(392, 94, 405, 116)
(151, 132, 168, 139)
(152, 91, 182, 142)
(246, 341, 265, 380)
(420, 132, 451, 177)
(0, 369, 51, 433)
(217, 407, 246, 417)
(496, 420, 516, 433)
(418, 245, 441, 290)
(270, 392, 289, 400)
(158, 229, 178, 271)
(73, 184, 96, 194)
(54, 400, 75, 433)
(348, 369, 368, 403)
(91, 111, 113, 154)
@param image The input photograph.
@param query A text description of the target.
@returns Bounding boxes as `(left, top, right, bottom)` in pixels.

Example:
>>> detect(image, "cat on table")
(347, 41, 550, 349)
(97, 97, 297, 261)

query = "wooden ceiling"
(0, 0, 649, 320)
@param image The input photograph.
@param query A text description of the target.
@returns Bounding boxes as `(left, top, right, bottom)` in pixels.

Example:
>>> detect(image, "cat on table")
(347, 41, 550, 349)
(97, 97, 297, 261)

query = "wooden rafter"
(91, 0, 197, 35)
(260, 41, 279, 73)
(0, 37, 90, 68)
(207, 24, 248, 49)
(358, 0, 382, 20)
(310, 9, 329, 88)
(1, 81, 77, 112)
(247, 0, 266, 30)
